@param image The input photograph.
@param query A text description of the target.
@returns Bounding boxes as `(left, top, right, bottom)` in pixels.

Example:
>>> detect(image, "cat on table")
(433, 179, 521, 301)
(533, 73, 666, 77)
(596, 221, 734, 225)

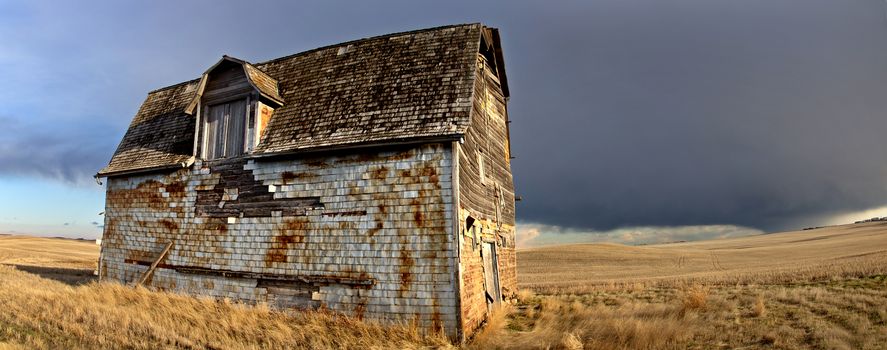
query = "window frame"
(201, 95, 257, 160)
(477, 150, 487, 186)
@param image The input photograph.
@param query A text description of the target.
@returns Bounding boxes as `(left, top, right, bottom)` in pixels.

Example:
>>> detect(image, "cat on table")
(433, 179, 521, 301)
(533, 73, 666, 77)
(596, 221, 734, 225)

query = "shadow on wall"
(11, 264, 97, 286)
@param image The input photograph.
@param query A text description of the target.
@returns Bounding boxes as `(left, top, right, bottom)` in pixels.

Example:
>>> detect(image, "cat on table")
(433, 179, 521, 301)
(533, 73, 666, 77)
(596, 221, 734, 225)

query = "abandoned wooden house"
(95, 23, 515, 339)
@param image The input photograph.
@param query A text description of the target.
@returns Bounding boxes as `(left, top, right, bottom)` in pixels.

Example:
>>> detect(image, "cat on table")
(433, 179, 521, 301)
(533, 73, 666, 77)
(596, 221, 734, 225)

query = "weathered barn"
(95, 23, 515, 339)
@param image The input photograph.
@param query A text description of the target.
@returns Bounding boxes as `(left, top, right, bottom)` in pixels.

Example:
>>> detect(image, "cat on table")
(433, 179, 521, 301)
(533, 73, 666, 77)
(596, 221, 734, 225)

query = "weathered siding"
(100, 143, 459, 336)
(203, 61, 252, 104)
(455, 54, 517, 336)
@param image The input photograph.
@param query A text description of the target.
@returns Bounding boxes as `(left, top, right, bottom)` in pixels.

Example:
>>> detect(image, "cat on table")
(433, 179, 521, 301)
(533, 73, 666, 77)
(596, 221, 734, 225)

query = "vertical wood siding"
(456, 54, 517, 337)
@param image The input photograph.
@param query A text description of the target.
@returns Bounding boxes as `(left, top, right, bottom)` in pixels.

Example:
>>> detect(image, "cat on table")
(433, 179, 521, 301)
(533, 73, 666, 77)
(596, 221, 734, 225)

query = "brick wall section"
(455, 53, 517, 337)
(100, 143, 459, 336)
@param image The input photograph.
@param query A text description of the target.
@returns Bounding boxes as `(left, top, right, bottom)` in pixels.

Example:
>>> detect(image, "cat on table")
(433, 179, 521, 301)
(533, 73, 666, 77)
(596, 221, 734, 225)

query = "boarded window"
(204, 99, 247, 159)
(477, 151, 486, 185)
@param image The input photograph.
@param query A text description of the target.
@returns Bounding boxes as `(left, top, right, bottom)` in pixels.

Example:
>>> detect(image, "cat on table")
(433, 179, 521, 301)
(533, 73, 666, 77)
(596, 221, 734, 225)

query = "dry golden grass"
(0, 236, 451, 349)
(2, 223, 887, 349)
(0, 264, 452, 349)
(471, 277, 887, 349)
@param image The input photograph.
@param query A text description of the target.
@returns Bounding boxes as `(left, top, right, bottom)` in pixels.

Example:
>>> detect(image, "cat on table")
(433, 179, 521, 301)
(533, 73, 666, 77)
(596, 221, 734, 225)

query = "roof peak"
(255, 23, 482, 66)
(145, 24, 484, 96)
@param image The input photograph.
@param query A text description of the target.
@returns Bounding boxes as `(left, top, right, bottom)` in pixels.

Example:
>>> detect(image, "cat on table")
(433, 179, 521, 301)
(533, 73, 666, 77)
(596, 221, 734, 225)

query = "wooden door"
(481, 242, 501, 306)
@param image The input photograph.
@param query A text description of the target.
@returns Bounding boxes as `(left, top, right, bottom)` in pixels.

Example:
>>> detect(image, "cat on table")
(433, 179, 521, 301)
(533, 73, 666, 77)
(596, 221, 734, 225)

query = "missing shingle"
(337, 45, 355, 56)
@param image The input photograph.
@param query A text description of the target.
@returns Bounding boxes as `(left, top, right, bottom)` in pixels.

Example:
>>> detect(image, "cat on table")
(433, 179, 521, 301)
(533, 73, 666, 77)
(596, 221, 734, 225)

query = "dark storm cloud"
(503, 0, 887, 231)
(1, 0, 885, 232)
(0, 115, 117, 185)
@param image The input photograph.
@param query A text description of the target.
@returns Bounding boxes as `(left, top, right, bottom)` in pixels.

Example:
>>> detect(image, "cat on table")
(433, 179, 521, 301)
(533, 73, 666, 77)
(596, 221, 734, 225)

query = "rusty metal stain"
(353, 299, 367, 320)
(159, 219, 179, 232)
(321, 210, 367, 217)
(370, 165, 389, 180)
(281, 171, 318, 184)
(367, 222, 383, 237)
(398, 236, 414, 297)
(335, 150, 413, 165)
(431, 298, 442, 331)
(265, 217, 308, 267)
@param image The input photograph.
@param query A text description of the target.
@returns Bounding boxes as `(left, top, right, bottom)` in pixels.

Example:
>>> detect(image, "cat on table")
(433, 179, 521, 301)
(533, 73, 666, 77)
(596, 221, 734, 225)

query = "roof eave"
(248, 134, 464, 160)
(96, 156, 195, 179)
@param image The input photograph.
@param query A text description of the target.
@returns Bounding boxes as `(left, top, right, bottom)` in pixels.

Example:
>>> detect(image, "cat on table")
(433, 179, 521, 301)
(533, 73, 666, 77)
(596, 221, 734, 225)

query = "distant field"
(0, 235, 99, 286)
(0, 235, 98, 269)
(1, 225, 885, 349)
(518, 222, 887, 293)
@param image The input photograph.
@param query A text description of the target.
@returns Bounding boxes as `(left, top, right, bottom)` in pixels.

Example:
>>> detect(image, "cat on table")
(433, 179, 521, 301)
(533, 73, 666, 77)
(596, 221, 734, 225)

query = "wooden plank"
(135, 241, 173, 287)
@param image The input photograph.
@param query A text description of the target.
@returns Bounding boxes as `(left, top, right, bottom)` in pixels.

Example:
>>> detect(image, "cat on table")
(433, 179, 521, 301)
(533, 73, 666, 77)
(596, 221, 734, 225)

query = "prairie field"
(504, 222, 887, 349)
(0, 223, 885, 349)
(519, 222, 887, 293)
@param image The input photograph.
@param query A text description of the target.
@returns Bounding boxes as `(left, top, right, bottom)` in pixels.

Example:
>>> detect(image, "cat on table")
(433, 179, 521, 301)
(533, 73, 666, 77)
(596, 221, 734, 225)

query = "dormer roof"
(184, 56, 284, 115)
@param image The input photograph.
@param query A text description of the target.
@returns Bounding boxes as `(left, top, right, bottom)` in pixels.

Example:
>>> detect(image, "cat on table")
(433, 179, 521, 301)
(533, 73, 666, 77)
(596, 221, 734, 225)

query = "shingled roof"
(98, 23, 503, 177)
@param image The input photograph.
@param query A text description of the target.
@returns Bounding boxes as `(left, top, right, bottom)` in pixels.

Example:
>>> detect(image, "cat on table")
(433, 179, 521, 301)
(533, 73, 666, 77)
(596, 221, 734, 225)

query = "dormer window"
(203, 98, 249, 159)
(188, 56, 284, 161)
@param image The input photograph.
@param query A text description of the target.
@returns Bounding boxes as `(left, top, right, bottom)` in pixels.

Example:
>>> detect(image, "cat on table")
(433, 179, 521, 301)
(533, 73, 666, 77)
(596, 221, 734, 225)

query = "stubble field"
(0, 223, 885, 349)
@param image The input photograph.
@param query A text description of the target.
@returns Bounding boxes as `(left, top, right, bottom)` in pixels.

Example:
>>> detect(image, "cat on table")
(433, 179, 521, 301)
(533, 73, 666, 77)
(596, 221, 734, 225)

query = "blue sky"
(2, 1, 886, 245)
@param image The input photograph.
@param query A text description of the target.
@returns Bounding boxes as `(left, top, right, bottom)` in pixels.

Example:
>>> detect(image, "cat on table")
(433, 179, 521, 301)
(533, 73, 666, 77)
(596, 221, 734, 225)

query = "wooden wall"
(455, 53, 517, 337)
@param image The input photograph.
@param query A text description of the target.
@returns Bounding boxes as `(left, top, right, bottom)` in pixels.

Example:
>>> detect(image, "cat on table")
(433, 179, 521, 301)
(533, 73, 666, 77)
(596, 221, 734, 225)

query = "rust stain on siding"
(165, 181, 186, 198)
(398, 236, 414, 297)
(412, 200, 424, 226)
(105, 218, 118, 239)
(126, 249, 154, 262)
(337, 151, 413, 165)
(353, 299, 367, 320)
(281, 171, 318, 184)
(432, 298, 442, 331)
(107, 180, 164, 211)
(367, 222, 383, 237)
(159, 219, 179, 232)
(266, 217, 309, 266)
(371, 166, 389, 180)
(304, 159, 329, 168)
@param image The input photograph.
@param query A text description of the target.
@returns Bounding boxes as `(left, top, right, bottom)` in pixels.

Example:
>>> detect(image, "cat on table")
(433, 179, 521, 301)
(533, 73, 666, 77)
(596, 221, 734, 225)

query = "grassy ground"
(0, 265, 451, 349)
(1, 224, 885, 349)
(471, 277, 887, 349)
(0, 236, 449, 349)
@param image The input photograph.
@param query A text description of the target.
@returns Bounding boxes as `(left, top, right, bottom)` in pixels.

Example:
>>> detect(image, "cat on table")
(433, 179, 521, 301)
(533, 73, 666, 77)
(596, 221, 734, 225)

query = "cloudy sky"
(1, 1, 886, 246)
